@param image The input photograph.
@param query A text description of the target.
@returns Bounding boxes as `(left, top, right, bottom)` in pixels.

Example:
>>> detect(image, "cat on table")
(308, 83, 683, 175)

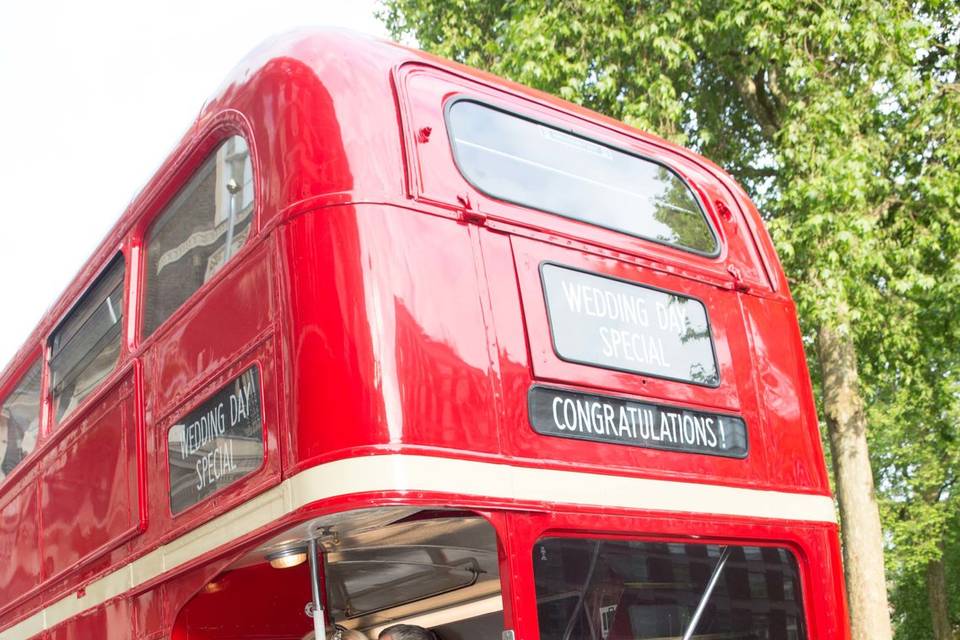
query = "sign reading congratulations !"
(541, 264, 719, 386)
(167, 365, 264, 514)
(529, 385, 748, 458)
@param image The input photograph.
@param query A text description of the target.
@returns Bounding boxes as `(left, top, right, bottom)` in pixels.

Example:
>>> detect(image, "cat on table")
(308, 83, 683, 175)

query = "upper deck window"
(144, 135, 254, 337)
(50, 256, 125, 422)
(0, 360, 41, 480)
(447, 100, 718, 255)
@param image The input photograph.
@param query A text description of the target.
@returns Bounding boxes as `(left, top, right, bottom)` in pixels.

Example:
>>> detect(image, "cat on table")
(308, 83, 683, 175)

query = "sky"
(0, 0, 390, 371)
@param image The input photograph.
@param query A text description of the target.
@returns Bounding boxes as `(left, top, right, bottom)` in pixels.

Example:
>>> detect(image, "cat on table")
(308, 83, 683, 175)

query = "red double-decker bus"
(0, 29, 846, 640)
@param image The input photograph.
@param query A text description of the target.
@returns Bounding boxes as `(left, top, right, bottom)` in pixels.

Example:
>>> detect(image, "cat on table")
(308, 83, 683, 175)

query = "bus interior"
(172, 507, 806, 640)
(172, 508, 504, 640)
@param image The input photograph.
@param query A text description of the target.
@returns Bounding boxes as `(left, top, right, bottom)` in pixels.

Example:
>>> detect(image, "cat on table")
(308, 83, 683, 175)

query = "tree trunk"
(816, 316, 893, 640)
(927, 541, 953, 640)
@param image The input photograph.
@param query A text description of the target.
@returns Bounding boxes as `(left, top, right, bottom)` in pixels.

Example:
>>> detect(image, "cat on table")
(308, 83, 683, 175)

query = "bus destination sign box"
(167, 365, 264, 514)
(529, 385, 748, 458)
(541, 263, 719, 386)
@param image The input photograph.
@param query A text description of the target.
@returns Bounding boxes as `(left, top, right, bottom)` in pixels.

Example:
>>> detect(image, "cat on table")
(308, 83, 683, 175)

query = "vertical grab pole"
(681, 545, 732, 640)
(308, 538, 326, 640)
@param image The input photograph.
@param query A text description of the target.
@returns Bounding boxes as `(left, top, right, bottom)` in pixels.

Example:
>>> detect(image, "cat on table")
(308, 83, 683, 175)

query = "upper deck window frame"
(443, 96, 722, 258)
(138, 129, 258, 343)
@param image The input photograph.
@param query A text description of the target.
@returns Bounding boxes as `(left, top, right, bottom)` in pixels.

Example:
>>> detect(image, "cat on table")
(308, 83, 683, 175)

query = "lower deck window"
(534, 537, 806, 640)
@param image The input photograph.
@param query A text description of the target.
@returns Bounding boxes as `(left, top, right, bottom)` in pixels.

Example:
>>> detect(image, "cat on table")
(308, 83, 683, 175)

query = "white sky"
(0, 0, 389, 371)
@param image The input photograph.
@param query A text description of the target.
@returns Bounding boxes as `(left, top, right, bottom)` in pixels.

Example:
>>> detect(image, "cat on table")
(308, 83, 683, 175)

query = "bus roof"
(0, 28, 787, 389)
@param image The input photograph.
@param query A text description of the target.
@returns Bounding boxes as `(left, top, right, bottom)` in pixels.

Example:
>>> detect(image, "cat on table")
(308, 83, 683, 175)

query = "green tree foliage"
(889, 514, 960, 640)
(381, 0, 960, 636)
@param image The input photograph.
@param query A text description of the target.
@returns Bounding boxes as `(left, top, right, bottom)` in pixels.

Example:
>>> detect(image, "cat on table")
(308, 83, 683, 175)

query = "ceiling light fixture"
(267, 546, 308, 569)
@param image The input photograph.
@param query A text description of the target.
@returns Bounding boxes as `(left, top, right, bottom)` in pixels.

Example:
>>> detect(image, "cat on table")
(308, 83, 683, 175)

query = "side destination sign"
(529, 385, 748, 458)
(541, 263, 719, 386)
(168, 365, 264, 514)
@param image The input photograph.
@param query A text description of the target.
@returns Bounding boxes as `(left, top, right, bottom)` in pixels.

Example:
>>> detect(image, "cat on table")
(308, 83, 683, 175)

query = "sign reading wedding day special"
(167, 365, 264, 514)
(529, 385, 748, 458)
(541, 263, 719, 386)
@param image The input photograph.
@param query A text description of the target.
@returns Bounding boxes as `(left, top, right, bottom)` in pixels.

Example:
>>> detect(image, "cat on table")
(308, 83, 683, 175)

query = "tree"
(890, 514, 960, 640)
(865, 44, 960, 636)
(380, 1, 960, 637)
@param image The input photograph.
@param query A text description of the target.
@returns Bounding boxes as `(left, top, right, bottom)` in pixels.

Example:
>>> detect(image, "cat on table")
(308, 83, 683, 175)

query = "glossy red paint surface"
(283, 205, 501, 464)
(39, 371, 139, 580)
(0, 478, 41, 597)
(0, 29, 844, 639)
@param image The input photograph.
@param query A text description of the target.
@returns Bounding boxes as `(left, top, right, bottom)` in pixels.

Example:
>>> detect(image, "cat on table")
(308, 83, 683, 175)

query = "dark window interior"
(534, 537, 806, 640)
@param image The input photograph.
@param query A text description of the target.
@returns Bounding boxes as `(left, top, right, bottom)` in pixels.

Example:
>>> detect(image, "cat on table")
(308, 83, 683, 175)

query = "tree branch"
(733, 71, 782, 139)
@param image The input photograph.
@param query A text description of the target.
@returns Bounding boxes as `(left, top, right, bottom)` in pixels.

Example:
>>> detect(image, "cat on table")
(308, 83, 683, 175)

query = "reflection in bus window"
(324, 510, 503, 640)
(447, 101, 718, 255)
(0, 360, 41, 480)
(534, 537, 806, 640)
(144, 135, 255, 336)
(49, 255, 125, 422)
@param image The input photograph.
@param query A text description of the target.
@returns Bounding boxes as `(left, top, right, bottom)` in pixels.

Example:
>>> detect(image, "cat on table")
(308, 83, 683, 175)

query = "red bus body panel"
(0, 30, 846, 639)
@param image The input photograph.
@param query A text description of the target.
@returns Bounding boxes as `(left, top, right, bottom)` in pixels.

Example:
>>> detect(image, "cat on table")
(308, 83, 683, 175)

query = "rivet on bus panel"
(458, 193, 487, 225)
(727, 264, 751, 292)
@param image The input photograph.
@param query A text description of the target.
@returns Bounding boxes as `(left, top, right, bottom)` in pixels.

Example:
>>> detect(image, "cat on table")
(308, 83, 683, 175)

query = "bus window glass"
(534, 537, 806, 640)
(447, 101, 718, 255)
(325, 511, 502, 632)
(144, 135, 255, 337)
(50, 256, 125, 422)
(0, 360, 41, 480)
